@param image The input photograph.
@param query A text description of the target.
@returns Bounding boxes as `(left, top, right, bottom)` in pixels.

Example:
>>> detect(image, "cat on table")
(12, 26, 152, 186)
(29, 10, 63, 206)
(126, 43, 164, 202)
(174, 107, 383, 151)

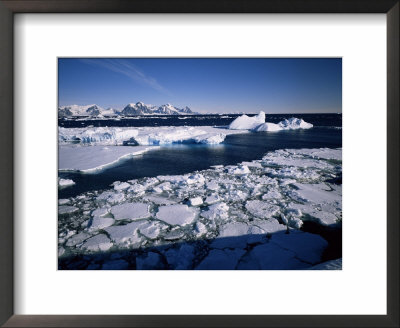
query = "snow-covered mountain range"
(58, 102, 196, 117)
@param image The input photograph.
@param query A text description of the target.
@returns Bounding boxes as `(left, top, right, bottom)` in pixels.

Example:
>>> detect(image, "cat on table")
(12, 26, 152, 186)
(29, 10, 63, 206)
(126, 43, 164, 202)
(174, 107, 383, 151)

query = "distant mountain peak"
(59, 102, 196, 117)
(120, 102, 195, 116)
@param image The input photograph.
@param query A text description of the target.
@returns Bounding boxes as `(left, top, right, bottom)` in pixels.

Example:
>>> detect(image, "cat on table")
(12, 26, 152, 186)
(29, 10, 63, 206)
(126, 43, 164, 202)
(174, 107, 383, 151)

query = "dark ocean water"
(59, 113, 341, 128)
(58, 114, 342, 198)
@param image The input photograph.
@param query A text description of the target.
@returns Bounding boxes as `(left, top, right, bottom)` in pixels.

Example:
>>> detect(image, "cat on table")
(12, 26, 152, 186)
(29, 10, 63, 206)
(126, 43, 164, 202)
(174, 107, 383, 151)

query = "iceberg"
(253, 122, 281, 132)
(278, 117, 313, 130)
(228, 111, 266, 130)
(228, 111, 313, 132)
(134, 127, 226, 145)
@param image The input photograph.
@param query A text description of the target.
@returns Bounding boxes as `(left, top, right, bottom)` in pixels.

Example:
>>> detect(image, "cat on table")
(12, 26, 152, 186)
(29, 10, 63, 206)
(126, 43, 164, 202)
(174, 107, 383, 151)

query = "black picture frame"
(0, 1, 398, 327)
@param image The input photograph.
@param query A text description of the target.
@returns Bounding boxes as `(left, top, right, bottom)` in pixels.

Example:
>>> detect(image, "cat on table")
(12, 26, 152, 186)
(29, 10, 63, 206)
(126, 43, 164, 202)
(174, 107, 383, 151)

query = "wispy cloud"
(81, 59, 171, 96)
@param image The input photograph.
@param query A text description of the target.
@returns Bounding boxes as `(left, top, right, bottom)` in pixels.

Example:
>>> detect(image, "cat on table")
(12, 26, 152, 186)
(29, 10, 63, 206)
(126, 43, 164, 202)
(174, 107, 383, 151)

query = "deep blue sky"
(58, 58, 342, 113)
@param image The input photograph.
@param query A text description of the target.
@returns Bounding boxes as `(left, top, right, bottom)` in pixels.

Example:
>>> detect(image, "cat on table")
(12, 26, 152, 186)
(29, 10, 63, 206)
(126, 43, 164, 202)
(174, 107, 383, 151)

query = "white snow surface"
(58, 147, 341, 270)
(59, 145, 156, 172)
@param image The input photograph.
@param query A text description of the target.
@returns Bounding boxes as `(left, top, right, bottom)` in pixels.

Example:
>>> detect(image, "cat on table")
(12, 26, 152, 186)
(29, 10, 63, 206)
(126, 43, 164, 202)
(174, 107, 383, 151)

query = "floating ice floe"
(110, 202, 151, 221)
(58, 147, 342, 270)
(189, 197, 203, 206)
(58, 178, 75, 188)
(81, 234, 113, 252)
(88, 217, 115, 231)
(58, 205, 79, 214)
(201, 202, 229, 221)
(156, 204, 198, 226)
(228, 111, 313, 132)
(104, 222, 143, 246)
(245, 200, 280, 219)
(58, 199, 70, 205)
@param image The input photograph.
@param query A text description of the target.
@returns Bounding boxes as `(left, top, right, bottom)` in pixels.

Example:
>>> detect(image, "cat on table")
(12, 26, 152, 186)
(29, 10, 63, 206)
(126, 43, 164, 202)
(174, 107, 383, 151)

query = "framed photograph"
(0, 0, 398, 327)
(57, 57, 343, 272)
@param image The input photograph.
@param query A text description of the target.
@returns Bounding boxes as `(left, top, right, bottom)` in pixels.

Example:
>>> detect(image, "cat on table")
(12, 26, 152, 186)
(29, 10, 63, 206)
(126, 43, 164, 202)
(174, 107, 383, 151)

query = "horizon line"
(58, 102, 341, 115)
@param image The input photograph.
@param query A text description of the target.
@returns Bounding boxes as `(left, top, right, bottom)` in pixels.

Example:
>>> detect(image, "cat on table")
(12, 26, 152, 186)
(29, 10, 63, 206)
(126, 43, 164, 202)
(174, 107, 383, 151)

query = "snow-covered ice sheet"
(59, 125, 245, 146)
(59, 126, 139, 145)
(58, 147, 341, 270)
(59, 144, 156, 172)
